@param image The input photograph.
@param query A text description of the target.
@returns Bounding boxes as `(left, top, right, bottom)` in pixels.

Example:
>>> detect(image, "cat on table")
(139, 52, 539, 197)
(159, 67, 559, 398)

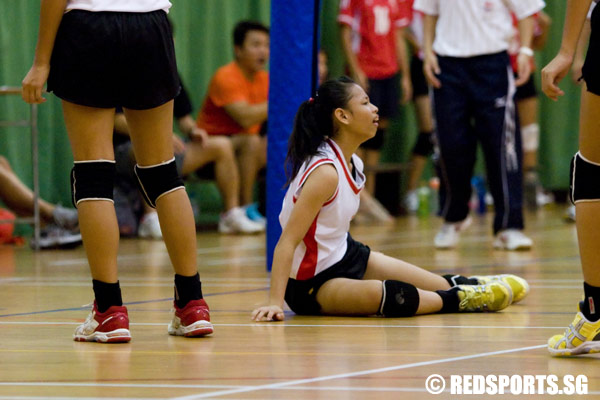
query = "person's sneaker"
(565, 205, 576, 222)
(138, 212, 162, 239)
(493, 229, 532, 251)
(434, 217, 472, 249)
(472, 274, 530, 304)
(73, 302, 131, 343)
(536, 189, 554, 207)
(52, 205, 79, 230)
(168, 299, 213, 337)
(30, 224, 82, 249)
(244, 203, 266, 227)
(456, 282, 511, 312)
(548, 310, 600, 356)
(219, 207, 264, 234)
(403, 190, 419, 214)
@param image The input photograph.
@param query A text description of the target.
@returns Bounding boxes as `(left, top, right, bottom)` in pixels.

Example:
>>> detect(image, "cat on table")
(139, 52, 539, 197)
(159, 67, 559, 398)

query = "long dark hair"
(285, 76, 356, 183)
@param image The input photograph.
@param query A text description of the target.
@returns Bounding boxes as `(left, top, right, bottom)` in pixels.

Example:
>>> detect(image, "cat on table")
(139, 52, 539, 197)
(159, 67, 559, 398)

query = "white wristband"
(519, 46, 534, 57)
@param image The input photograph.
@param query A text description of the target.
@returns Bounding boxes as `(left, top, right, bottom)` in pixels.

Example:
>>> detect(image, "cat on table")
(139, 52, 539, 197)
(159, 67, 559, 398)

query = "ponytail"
(285, 76, 356, 183)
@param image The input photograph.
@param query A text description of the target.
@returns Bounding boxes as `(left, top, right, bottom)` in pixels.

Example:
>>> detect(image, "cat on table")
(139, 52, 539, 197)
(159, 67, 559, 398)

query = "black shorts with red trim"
(284, 234, 371, 316)
(47, 10, 179, 109)
(583, 4, 600, 96)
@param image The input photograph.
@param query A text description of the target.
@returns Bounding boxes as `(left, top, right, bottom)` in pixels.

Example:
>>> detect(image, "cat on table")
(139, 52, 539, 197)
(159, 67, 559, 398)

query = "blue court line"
(0, 287, 268, 318)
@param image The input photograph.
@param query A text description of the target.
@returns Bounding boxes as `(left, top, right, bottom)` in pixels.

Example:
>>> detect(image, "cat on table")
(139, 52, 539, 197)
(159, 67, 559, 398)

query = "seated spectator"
(0, 156, 81, 248)
(196, 20, 269, 225)
(113, 80, 264, 238)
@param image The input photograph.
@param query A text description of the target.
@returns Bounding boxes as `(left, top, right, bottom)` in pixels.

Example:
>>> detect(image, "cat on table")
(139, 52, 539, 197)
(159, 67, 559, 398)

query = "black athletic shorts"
(583, 3, 600, 96)
(362, 73, 400, 150)
(284, 234, 371, 316)
(515, 74, 537, 100)
(48, 10, 179, 109)
(411, 56, 429, 99)
(368, 73, 400, 120)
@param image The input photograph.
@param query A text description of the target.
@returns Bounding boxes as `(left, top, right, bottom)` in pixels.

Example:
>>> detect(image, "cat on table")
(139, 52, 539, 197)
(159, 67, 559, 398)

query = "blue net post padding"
(267, 0, 321, 271)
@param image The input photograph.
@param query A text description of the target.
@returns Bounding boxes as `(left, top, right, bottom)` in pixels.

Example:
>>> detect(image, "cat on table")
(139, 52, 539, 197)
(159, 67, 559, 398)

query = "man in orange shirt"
(197, 21, 269, 224)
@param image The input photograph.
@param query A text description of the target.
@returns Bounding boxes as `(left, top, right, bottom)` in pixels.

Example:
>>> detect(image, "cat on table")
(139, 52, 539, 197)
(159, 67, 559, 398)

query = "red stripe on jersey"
(296, 213, 320, 281)
(326, 139, 361, 194)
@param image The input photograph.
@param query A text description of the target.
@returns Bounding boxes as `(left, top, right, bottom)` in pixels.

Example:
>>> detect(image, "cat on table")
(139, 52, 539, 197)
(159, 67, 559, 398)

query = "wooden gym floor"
(0, 206, 598, 399)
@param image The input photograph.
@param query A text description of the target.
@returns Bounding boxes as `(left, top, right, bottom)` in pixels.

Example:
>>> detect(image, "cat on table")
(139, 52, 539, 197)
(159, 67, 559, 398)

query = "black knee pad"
(134, 158, 184, 208)
(412, 131, 434, 157)
(378, 280, 420, 317)
(70, 160, 116, 207)
(570, 151, 600, 204)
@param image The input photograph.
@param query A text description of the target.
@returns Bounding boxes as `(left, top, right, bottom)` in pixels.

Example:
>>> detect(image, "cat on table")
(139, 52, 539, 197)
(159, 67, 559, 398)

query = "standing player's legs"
(63, 101, 131, 343)
(516, 77, 547, 209)
(471, 55, 530, 250)
(124, 102, 197, 278)
(405, 56, 436, 213)
(517, 96, 539, 182)
(63, 102, 118, 283)
(575, 88, 600, 290)
(432, 57, 476, 248)
(124, 102, 212, 337)
(549, 86, 600, 356)
(406, 94, 435, 195)
(548, 6, 600, 353)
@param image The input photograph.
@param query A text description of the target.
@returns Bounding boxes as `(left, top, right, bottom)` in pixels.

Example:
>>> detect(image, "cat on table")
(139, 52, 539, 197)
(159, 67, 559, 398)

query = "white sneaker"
(403, 190, 418, 214)
(243, 203, 267, 228)
(565, 205, 576, 222)
(434, 217, 472, 249)
(219, 207, 264, 234)
(536, 190, 554, 207)
(493, 229, 532, 251)
(138, 212, 162, 239)
(31, 224, 82, 249)
(485, 192, 494, 206)
(52, 205, 79, 230)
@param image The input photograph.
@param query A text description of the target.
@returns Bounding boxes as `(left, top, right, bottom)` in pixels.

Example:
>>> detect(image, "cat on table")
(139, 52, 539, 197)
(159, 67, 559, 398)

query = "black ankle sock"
(174, 273, 203, 309)
(443, 274, 479, 287)
(436, 287, 460, 313)
(92, 279, 123, 313)
(581, 282, 600, 322)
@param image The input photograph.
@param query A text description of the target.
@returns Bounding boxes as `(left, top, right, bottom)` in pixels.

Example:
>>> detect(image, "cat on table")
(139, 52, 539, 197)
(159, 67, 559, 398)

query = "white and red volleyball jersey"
(338, 0, 412, 79)
(280, 139, 365, 281)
